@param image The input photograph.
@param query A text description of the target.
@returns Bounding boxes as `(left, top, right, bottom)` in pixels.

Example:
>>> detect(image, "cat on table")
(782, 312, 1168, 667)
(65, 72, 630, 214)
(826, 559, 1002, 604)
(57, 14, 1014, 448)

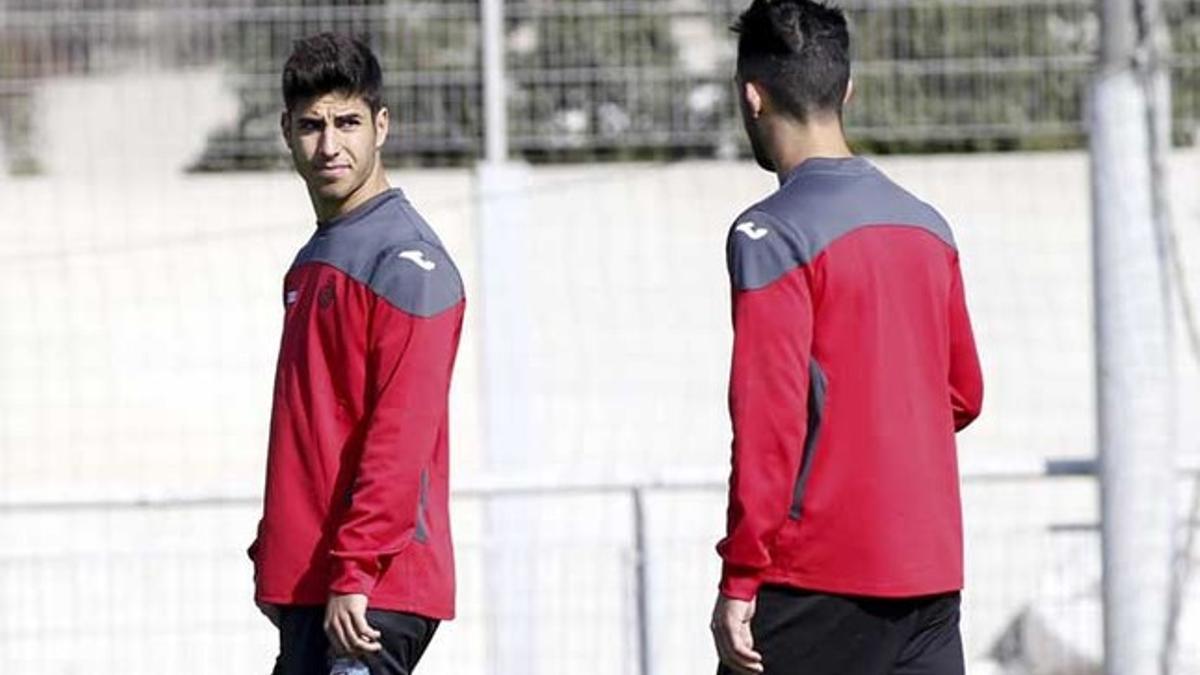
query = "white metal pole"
(1091, 0, 1175, 673)
(482, 0, 508, 164)
(477, 2, 537, 674)
(1138, 0, 1186, 669)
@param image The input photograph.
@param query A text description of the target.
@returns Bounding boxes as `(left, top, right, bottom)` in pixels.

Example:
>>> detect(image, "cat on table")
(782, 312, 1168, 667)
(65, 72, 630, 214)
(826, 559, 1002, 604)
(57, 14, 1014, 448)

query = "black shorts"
(718, 586, 964, 675)
(271, 605, 439, 675)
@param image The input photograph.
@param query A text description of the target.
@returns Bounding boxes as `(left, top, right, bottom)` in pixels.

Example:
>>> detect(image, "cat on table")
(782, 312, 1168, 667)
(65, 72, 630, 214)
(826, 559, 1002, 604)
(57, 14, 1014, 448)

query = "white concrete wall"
(1, 151, 1198, 674)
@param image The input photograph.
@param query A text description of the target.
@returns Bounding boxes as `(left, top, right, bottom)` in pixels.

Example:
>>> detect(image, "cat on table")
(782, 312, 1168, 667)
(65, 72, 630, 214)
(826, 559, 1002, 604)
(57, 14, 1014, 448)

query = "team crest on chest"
(318, 278, 336, 309)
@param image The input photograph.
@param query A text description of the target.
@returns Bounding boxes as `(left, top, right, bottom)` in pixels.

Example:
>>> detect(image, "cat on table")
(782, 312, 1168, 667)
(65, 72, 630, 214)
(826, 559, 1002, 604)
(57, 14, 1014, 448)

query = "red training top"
(717, 157, 983, 601)
(251, 189, 464, 619)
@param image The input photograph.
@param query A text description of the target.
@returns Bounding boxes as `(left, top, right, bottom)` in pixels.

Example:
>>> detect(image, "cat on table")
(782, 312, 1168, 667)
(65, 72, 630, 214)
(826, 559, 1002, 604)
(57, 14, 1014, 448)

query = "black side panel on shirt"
(789, 359, 828, 520)
(413, 468, 430, 545)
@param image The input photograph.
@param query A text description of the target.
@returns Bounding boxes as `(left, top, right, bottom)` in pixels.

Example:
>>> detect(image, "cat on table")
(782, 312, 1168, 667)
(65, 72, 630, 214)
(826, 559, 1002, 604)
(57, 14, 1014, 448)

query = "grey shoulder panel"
(368, 240, 464, 318)
(728, 166, 958, 290)
(730, 167, 957, 291)
(907, 197, 957, 249)
(727, 210, 808, 291)
(291, 199, 464, 318)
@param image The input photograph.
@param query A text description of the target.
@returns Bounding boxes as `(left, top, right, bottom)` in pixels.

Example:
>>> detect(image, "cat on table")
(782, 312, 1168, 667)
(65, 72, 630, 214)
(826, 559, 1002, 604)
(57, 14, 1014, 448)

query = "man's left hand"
(711, 593, 764, 674)
(324, 593, 383, 657)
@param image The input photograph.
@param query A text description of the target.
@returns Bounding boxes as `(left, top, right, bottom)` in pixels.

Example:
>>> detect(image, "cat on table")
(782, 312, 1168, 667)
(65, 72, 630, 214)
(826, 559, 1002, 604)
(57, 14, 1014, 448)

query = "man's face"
(735, 73, 775, 172)
(282, 92, 388, 210)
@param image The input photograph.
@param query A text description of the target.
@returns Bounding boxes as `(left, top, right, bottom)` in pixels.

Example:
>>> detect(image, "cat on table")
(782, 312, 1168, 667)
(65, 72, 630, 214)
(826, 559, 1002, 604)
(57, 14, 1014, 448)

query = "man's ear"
(843, 78, 855, 106)
(280, 111, 292, 145)
(743, 81, 767, 120)
(374, 107, 390, 150)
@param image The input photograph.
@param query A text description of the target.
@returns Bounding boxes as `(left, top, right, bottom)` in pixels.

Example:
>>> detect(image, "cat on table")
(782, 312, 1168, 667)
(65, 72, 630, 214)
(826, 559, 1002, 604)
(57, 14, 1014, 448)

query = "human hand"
(711, 594, 764, 674)
(324, 593, 383, 656)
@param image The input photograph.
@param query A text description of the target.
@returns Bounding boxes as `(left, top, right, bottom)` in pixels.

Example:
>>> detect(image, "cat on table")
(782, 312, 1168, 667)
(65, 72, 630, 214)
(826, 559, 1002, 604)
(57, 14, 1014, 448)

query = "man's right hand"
(324, 593, 383, 657)
(711, 593, 765, 674)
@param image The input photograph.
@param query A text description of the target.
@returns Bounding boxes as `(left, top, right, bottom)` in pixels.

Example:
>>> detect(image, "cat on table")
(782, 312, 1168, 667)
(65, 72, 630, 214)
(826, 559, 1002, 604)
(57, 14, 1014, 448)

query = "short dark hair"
(282, 32, 384, 113)
(733, 0, 850, 122)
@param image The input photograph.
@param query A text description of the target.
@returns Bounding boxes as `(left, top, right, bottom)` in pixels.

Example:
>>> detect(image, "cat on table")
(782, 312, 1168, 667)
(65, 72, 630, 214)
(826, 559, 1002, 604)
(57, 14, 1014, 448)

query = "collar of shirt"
(779, 156, 872, 187)
(317, 187, 406, 231)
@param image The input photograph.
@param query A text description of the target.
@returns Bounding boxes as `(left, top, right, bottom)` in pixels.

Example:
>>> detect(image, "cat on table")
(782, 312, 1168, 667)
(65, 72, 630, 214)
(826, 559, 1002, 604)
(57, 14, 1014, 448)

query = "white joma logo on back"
(399, 250, 436, 271)
(736, 221, 769, 240)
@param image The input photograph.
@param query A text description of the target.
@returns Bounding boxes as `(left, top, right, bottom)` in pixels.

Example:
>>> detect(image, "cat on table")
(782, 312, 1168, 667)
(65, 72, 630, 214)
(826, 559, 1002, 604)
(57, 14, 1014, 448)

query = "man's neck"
(312, 167, 391, 223)
(769, 119, 853, 180)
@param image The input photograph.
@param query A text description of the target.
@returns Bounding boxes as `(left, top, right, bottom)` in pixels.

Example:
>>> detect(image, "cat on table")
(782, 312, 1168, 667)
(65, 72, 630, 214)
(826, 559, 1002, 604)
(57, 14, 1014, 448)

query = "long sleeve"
(328, 245, 465, 597)
(948, 256, 983, 431)
(717, 214, 814, 600)
(706, 161, 977, 600)
(254, 192, 463, 616)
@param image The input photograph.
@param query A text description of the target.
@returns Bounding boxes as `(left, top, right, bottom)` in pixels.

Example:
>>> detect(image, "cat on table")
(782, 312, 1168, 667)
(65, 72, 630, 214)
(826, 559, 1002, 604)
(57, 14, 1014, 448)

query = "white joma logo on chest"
(398, 250, 436, 271)
(736, 221, 770, 240)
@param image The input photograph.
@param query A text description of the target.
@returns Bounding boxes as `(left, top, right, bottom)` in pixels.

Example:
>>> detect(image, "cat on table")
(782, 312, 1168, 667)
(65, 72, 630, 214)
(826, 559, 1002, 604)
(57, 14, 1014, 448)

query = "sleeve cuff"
(719, 563, 763, 601)
(328, 556, 380, 597)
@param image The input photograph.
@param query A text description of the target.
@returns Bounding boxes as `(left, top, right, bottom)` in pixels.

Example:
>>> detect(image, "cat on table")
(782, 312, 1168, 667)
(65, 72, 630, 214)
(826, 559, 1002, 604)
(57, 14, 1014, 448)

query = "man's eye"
(337, 119, 361, 129)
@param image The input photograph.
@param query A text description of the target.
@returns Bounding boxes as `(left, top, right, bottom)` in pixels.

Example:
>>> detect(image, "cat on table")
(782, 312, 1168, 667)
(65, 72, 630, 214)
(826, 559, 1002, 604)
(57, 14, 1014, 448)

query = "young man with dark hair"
(249, 32, 465, 675)
(710, 2, 984, 674)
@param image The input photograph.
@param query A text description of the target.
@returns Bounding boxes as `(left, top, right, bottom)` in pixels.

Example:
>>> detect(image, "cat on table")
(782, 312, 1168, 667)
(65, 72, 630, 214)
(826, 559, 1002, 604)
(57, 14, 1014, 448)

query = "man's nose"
(317, 128, 339, 157)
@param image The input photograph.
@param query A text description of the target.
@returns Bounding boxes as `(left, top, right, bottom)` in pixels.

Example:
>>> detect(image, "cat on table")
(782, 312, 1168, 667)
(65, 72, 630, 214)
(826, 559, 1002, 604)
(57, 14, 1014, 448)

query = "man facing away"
(710, 2, 984, 674)
(249, 33, 465, 675)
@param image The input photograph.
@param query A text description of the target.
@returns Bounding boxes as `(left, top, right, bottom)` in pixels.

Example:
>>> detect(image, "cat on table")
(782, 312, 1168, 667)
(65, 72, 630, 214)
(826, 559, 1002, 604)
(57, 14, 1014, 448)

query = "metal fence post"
(1091, 0, 1175, 672)
(482, 0, 508, 164)
(478, 2, 539, 675)
(632, 486, 652, 675)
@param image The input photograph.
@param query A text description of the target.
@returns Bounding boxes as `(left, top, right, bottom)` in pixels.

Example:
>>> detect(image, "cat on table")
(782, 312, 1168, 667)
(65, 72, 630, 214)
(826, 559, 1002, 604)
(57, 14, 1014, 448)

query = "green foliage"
(193, 1, 484, 170)
(845, 0, 1199, 153)
(504, 2, 691, 159)
(192, 0, 689, 168)
(843, 0, 1094, 153)
(186, 0, 1200, 167)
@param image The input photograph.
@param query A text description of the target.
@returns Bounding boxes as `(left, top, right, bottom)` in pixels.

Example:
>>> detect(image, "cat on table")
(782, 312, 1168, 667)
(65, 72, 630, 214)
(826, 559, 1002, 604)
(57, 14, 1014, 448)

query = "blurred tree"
(504, 0, 702, 161)
(175, 0, 1200, 167)
(191, 0, 696, 168)
(192, 0, 483, 170)
(843, 0, 1094, 153)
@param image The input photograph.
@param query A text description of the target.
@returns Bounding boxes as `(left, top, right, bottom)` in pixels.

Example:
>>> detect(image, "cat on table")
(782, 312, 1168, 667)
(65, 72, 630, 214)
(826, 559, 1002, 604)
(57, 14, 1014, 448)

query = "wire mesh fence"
(3, 0, 1200, 172)
(2, 152, 1198, 673)
(4, 470, 1169, 675)
(2, 1, 1200, 674)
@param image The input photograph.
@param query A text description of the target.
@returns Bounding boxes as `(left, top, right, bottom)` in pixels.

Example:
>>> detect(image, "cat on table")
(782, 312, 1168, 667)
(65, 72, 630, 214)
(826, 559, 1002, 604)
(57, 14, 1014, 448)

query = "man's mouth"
(315, 165, 350, 178)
